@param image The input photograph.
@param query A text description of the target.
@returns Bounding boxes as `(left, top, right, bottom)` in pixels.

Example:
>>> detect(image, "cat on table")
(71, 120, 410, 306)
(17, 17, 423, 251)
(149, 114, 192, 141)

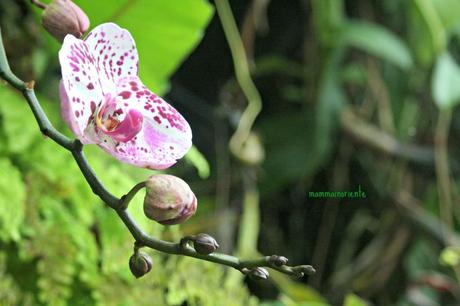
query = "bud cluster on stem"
(0, 3, 316, 283)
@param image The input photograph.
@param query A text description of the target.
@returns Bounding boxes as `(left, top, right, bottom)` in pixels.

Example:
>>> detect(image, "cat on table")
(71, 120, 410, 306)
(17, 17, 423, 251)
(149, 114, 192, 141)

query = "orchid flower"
(58, 23, 192, 169)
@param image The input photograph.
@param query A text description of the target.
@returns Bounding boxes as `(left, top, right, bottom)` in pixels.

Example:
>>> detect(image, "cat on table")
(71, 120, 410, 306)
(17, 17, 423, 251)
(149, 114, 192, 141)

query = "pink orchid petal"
(103, 109, 143, 142)
(59, 34, 105, 144)
(95, 94, 143, 142)
(59, 23, 192, 169)
(95, 76, 192, 169)
(83, 23, 139, 89)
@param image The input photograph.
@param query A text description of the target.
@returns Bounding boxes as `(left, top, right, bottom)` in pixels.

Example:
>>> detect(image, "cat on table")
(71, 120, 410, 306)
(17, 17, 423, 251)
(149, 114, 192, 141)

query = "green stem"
(434, 108, 453, 229)
(119, 181, 146, 210)
(215, 0, 263, 157)
(0, 27, 314, 279)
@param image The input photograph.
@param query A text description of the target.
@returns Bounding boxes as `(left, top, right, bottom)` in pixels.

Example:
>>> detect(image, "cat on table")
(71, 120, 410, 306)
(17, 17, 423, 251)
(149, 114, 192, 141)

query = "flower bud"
(192, 233, 219, 255)
(129, 252, 152, 278)
(42, 0, 90, 42)
(296, 265, 316, 275)
(248, 267, 269, 281)
(143, 175, 197, 225)
(268, 255, 288, 267)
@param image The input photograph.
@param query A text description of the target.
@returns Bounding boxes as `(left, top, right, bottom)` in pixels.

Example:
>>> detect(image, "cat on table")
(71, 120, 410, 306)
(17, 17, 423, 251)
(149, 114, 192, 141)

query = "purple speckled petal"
(59, 34, 105, 144)
(96, 76, 192, 169)
(59, 23, 192, 169)
(84, 23, 139, 89)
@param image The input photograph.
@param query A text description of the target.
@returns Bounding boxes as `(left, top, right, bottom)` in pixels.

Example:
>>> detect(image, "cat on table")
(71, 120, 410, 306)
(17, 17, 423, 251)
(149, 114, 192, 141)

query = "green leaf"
(343, 294, 368, 306)
(311, 0, 345, 46)
(75, 0, 214, 93)
(408, 1, 436, 66)
(431, 0, 460, 33)
(432, 51, 460, 109)
(185, 145, 210, 179)
(340, 21, 413, 70)
(404, 238, 439, 279)
(412, 0, 447, 54)
(0, 158, 26, 242)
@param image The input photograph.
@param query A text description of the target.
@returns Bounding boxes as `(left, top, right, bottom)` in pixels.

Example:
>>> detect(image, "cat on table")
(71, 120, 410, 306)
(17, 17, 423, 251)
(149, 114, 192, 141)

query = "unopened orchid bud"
(268, 255, 289, 267)
(248, 267, 269, 281)
(143, 175, 197, 225)
(192, 233, 219, 255)
(42, 0, 90, 42)
(295, 265, 316, 276)
(129, 251, 153, 278)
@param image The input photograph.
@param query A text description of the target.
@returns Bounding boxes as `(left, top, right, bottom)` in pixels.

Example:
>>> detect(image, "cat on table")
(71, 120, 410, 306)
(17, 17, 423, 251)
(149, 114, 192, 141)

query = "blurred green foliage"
(2, 0, 460, 305)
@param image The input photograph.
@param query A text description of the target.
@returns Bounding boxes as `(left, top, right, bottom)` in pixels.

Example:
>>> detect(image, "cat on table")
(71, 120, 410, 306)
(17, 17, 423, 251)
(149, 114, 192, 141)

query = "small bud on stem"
(268, 255, 289, 267)
(143, 175, 197, 225)
(191, 233, 220, 255)
(247, 267, 269, 281)
(293, 265, 316, 276)
(129, 251, 153, 278)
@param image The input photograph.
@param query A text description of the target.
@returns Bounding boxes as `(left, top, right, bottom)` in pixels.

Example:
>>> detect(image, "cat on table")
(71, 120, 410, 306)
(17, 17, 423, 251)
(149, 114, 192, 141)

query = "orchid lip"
(96, 94, 143, 142)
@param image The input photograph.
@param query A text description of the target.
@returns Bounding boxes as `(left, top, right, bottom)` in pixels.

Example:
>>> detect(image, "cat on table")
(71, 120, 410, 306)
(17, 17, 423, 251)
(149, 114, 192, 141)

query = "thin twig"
(367, 59, 395, 134)
(340, 107, 435, 166)
(395, 189, 460, 246)
(434, 109, 453, 229)
(0, 27, 314, 279)
(432, 109, 460, 282)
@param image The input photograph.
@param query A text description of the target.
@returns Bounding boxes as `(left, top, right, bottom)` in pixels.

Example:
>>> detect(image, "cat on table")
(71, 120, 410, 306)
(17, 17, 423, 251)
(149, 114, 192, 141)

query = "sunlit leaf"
(74, 0, 213, 94)
(432, 51, 460, 109)
(432, 0, 460, 32)
(413, 0, 447, 53)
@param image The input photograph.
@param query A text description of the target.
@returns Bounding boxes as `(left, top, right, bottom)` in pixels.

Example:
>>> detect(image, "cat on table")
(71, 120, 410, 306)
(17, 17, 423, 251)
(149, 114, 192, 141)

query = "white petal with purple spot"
(59, 23, 192, 170)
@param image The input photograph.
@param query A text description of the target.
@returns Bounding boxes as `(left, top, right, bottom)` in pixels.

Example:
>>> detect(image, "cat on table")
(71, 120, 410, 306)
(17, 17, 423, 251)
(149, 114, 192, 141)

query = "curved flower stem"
(215, 0, 263, 158)
(0, 28, 314, 279)
(119, 181, 146, 210)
